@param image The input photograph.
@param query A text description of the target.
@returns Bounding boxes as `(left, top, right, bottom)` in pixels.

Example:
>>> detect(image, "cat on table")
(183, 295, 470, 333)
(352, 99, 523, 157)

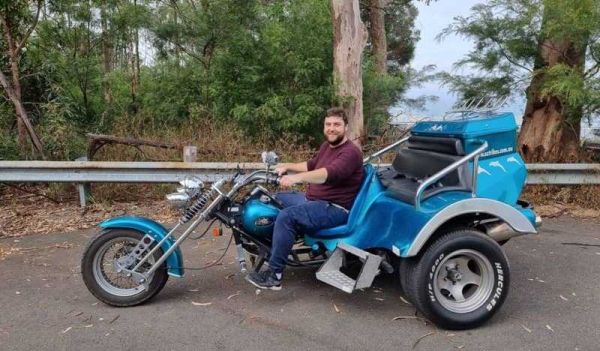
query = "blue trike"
(81, 109, 541, 329)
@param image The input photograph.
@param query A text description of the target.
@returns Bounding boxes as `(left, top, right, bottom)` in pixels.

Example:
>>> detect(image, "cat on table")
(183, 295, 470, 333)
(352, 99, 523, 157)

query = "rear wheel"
(404, 229, 510, 329)
(81, 229, 169, 307)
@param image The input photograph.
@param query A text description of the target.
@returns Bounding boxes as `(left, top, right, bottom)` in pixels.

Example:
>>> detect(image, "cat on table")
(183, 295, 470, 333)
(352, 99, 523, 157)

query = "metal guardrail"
(1, 161, 599, 206)
(2, 161, 599, 184)
(526, 163, 600, 185)
(0, 161, 257, 183)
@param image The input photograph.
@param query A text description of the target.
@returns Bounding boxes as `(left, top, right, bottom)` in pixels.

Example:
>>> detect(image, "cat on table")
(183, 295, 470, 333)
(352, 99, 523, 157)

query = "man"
(245, 107, 364, 290)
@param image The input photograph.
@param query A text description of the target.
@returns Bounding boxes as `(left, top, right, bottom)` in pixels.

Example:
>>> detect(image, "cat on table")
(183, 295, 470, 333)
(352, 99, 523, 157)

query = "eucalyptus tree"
(439, 0, 600, 162)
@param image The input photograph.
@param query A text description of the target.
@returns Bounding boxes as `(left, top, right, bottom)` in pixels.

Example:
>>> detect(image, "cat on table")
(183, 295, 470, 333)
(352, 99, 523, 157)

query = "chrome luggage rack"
(443, 96, 509, 120)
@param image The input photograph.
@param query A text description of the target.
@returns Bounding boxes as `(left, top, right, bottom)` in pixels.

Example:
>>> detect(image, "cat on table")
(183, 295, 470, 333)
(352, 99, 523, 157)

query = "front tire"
(81, 229, 169, 307)
(404, 229, 510, 330)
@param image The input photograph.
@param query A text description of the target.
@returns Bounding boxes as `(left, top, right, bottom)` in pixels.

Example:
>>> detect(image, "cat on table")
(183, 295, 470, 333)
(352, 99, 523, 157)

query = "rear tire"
(404, 229, 510, 330)
(81, 229, 169, 307)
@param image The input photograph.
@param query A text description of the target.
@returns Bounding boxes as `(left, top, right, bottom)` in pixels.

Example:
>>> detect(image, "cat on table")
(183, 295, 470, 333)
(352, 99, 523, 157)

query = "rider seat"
(312, 164, 375, 238)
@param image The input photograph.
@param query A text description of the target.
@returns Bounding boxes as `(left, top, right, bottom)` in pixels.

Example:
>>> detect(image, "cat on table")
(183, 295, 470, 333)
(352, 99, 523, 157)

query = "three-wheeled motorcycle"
(81, 108, 541, 330)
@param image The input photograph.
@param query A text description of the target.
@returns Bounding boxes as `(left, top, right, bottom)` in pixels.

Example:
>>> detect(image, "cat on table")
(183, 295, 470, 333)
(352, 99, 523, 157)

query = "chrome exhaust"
(485, 222, 521, 242)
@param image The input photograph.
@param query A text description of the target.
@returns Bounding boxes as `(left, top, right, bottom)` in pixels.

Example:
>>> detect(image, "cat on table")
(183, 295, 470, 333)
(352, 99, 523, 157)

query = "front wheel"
(81, 229, 169, 307)
(403, 229, 510, 330)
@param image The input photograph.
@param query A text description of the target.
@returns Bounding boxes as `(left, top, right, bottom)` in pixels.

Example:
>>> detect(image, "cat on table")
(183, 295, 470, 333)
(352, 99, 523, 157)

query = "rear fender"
(99, 216, 184, 277)
(403, 198, 537, 257)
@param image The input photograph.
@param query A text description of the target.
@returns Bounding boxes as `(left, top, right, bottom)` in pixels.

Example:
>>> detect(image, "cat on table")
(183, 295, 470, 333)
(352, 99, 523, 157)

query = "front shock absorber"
(179, 188, 216, 224)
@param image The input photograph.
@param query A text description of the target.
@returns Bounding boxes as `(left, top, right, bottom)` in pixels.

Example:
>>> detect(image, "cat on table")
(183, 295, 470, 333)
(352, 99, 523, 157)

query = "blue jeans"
(269, 191, 349, 274)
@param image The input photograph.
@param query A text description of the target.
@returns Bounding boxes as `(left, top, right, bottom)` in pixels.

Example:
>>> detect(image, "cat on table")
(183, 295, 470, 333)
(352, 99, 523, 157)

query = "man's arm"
(275, 162, 308, 175)
(279, 168, 328, 188)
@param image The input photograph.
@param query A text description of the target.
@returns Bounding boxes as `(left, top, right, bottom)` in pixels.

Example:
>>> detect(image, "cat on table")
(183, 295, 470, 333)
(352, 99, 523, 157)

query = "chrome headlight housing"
(166, 177, 204, 208)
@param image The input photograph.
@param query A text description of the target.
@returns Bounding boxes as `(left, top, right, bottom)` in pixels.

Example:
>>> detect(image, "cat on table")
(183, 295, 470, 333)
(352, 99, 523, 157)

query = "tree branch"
(15, 0, 43, 55)
(489, 36, 533, 73)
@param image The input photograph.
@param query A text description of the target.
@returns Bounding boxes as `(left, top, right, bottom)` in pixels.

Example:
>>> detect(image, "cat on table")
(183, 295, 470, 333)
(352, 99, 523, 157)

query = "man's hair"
(325, 107, 348, 125)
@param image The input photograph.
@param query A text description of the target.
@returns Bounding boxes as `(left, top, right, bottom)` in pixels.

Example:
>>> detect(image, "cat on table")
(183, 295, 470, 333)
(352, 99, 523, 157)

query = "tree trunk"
(128, 32, 140, 115)
(368, 0, 387, 74)
(331, 0, 368, 146)
(100, 0, 113, 107)
(129, 0, 141, 116)
(517, 5, 588, 163)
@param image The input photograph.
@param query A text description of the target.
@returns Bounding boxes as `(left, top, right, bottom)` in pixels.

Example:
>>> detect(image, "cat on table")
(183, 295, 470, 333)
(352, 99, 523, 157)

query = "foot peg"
(316, 243, 382, 293)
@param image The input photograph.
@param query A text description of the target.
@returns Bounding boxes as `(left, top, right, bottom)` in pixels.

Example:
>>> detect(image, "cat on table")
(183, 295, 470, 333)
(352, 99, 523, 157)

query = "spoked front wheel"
(403, 229, 510, 330)
(81, 229, 169, 307)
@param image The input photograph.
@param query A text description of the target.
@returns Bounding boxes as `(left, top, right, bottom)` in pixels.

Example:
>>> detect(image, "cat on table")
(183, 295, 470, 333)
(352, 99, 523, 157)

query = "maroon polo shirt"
(306, 140, 363, 210)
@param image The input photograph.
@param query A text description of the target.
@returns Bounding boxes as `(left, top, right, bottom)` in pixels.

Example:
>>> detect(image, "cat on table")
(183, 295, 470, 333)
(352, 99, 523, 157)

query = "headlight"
(166, 192, 191, 209)
(167, 176, 204, 208)
(179, 177, 204, 189)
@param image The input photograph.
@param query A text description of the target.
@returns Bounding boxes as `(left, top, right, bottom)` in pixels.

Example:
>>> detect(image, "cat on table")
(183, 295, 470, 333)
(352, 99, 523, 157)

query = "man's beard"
(326, 134, 345, 146)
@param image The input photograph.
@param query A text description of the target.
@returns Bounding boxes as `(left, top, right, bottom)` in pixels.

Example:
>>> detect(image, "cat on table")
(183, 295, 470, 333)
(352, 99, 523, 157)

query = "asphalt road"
(1, 217, 599, 351)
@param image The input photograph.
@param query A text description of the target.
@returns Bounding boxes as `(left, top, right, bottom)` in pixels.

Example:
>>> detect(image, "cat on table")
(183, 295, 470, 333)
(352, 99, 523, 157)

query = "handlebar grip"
(267, 174, 281, 185)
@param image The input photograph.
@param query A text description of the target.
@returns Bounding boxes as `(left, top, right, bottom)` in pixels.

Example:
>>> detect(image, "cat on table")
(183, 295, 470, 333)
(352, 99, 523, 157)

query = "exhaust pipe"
(484, 222, 522, 242)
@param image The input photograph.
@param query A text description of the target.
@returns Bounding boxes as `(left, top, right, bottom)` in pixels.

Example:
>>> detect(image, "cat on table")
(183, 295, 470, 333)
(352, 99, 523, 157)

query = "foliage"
(362, 59, 408, 134)
(0, 101, 20, 160)
(207, 0, 334, 140)
(1, 0, 420, 159)
(38, 100, 87, 160)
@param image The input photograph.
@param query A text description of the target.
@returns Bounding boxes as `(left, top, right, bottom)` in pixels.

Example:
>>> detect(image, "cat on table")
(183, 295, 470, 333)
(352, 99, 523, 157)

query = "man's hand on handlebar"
(279, 174, 301, 188)
(274, 165, 288, 176)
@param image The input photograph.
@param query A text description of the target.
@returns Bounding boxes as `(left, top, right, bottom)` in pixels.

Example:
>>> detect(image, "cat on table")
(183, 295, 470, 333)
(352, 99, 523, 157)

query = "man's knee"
(275, 207, 296, 228)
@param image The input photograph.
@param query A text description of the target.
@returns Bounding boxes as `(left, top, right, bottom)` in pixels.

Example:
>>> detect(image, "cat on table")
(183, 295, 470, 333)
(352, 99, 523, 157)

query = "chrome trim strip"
(363, 136, 410, 164)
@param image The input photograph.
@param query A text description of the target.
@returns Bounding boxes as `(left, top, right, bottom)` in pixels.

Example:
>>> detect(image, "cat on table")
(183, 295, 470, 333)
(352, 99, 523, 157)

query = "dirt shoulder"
(0, 185, 179, 239)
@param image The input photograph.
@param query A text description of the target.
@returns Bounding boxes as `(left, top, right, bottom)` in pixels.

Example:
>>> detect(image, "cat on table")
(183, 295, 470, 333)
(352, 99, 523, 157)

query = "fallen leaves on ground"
(0, 192, 179, 238)
(0, 245, 21, 260)
(521, 324, 532, 333)
(1, 242, 73, 260)
(399, 296, 411, 305)
(227, 292, 241, 300)
(412, 332, 435, 349)
(535, 204, 600, 219)
(392, 315, 422, 321)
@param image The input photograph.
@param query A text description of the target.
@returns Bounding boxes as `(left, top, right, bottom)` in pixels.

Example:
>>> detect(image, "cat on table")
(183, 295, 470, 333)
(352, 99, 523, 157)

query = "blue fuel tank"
(241, 199, 280, 237)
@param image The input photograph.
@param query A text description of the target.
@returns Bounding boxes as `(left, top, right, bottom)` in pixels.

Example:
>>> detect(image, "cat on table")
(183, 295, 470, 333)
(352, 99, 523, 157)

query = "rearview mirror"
(261, 151, 279, 166)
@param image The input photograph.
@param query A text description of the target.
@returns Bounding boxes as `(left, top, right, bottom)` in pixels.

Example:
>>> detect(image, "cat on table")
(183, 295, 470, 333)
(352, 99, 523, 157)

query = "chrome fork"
(126, 192, 227, 284)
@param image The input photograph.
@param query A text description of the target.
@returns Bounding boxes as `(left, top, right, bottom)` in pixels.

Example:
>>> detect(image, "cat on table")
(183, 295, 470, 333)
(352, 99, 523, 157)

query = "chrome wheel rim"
(432, 249, 495, 314)
(92, 237, 154, 297)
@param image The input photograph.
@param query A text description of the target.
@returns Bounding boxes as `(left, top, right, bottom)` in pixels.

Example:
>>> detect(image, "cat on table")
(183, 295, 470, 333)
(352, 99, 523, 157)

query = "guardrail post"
(183, 146, 197, 163)
(75, 156, 91, 208)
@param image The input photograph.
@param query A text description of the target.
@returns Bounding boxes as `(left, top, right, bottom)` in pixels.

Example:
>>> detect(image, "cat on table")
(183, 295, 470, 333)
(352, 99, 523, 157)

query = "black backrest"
(391, 135, 469, 188)
(406, 136, 465, 156)
(392, 149, 462, 185)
